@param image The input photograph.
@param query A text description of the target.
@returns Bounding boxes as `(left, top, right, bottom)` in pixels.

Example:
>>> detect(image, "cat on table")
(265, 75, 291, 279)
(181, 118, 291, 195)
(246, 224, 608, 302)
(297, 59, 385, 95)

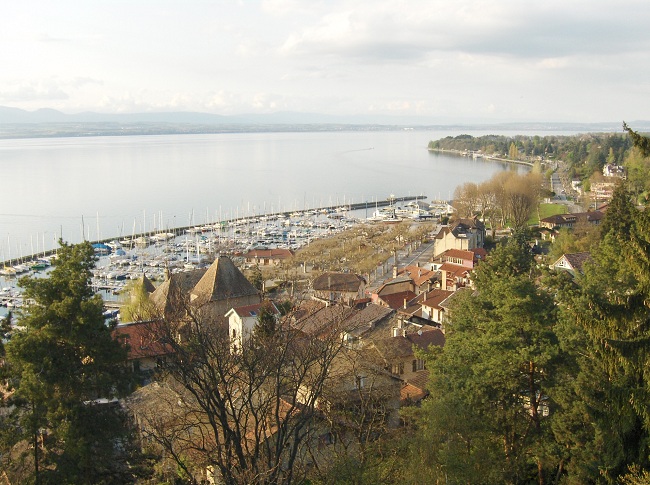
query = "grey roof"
(190, 256, 259, 306)
(292, 305, 356, 337)
(373, 328, 445, 361)
(557, 252, 592, 273)
(343, 304, 395, 338)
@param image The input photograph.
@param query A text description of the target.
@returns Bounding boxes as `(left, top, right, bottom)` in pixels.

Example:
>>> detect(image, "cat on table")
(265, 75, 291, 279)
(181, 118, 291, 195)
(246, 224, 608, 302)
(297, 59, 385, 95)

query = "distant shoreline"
(428, 147, 535, 167)
(0, 119, 636, 141)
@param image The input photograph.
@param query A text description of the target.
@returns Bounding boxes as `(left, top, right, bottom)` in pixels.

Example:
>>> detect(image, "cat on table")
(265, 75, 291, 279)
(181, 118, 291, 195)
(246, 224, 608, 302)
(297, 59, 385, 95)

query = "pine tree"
(415, 236, 562, 483)
(3, 241, 134, 484)
(555, 185, 650, 481)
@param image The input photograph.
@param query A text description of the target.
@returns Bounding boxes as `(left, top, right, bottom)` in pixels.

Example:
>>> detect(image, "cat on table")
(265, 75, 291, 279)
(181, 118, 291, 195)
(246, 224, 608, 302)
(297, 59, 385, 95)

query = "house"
(590, 182, 617, 203)
(113, 320, 173, 376)
(312, 272, 366, 305)
(419, 289, 455, 324)
(340, 303, 395, 348)
(438, 262, 472, 291)
(226, 300, 281, 353)
(603, 163, 626, 179)
(539, 211, 604, 231)
(433, 217, 486, 257)
(150, 269, 207, 320)
(371, 274, 418, 310)
(243, 248, 294, 266)
(371, 327, 446, 392)
(550, 252, 592, 276)
(395, 264, 438, 294)
(291, 304, 357, 340)
(433, 248, 475, 269)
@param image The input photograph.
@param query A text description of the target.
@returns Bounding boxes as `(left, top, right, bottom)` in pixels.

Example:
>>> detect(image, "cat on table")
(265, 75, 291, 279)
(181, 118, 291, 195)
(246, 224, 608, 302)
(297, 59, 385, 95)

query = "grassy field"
(529, 203, 567, 225)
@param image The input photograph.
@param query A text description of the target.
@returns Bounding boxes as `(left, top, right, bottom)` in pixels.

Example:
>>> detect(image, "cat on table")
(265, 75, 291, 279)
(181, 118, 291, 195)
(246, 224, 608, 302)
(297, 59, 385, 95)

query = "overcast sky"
(1, 0, 649, 123)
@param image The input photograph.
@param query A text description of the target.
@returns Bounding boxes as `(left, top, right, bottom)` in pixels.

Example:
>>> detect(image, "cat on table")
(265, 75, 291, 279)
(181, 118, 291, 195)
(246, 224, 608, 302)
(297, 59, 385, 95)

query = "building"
(226, 301, 281, 353)
(419, 289, 455, 324)
(550, 252, 592, 276)
(371, 327, 445, 392)
(113, 320, 173, 376)
(150, 255, 261, 325)
(539, 211, 603, 231)
(243, 248, 294, 267)
(603, 163, 626, 179)
(433, 217, 486, 258)
(312, 272, 366, 306)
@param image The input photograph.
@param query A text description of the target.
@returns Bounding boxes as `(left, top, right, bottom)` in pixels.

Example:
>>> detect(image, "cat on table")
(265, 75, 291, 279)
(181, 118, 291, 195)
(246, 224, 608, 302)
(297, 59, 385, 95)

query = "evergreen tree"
(3, 241, 134, 484)
(414, 236, 562, 483)
(555, 184, 650, 481)
(623, 122, 650, 157)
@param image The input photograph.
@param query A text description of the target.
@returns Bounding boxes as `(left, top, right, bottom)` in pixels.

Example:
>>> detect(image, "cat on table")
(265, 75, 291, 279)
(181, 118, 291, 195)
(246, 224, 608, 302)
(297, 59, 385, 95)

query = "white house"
(226, 301, 280, 353)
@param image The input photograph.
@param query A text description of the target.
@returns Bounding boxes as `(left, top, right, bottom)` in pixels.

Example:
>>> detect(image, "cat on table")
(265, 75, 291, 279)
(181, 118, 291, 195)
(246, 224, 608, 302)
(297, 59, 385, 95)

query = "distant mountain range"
(0, 105, 647, 138)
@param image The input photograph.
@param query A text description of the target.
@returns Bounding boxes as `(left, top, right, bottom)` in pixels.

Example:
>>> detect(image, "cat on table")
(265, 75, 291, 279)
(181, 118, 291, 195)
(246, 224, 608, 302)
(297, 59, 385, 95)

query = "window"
(412, 359, 425, 372)
(356, 376, 365, 390)
(391, 362, 404, 375)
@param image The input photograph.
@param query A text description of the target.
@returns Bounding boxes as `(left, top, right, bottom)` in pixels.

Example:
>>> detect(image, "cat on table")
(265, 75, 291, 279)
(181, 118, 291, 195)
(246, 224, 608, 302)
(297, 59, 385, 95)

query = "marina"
(0, 194, 448, 315)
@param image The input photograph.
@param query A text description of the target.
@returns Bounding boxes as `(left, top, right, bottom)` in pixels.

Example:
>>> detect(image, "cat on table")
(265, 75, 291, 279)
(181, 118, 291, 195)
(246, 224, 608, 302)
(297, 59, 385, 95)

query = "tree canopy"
(2, 241, 134, 484)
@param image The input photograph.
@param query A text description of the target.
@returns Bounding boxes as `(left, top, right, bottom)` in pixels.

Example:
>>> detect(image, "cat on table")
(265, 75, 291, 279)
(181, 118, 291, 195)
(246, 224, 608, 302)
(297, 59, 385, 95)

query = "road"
(366, 236, 436, 293)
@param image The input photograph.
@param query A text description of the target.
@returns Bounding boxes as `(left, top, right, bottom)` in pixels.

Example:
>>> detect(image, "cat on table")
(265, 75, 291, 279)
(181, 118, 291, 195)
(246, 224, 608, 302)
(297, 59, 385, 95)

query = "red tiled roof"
(400, 382, 428, 404)
(421, 289, 455, 310)
(378, 290, 418, 310)
(472, 248, 488, 261)
(398, 265, 437, 287)
(113, 320, 173, 361)
(442, 248, 474, 261)
(230, 301, 280, 318)
(439, 262, 470, 278)
(406, 328, 446, 349)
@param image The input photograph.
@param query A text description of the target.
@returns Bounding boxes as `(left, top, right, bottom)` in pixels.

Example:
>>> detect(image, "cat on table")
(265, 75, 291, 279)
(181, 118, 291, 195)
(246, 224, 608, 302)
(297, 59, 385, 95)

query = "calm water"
(0, 130, 528, 256)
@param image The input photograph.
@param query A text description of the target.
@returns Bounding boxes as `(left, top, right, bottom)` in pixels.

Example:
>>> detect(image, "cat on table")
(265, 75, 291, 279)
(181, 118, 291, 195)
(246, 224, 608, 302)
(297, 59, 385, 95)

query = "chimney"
(403, 298, 407, 309)
(393, 266, 398, 279)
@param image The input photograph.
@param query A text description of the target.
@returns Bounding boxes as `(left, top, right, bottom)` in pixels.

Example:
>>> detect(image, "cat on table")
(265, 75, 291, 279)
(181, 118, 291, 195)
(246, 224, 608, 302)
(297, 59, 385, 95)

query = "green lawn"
(529, 203, 567, 225)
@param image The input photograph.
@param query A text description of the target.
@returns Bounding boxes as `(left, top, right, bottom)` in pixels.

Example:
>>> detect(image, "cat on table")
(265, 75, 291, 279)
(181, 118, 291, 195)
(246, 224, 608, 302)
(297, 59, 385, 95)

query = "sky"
(1, 0, 649, 123)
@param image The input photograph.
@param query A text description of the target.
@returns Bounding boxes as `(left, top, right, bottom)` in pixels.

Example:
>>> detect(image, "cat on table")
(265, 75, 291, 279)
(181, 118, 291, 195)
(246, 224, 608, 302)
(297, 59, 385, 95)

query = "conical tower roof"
(190, 256, 259, 306)
(151, 268, 207, 317)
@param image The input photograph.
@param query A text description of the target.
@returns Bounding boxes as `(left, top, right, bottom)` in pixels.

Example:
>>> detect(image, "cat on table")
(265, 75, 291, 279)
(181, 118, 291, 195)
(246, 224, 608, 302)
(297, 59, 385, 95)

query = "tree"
(453, 182, 479, 218)
(509, 141, 520, 160)
(503, 172, 542, 231)
(3, 241, 133, 484)
(119, 275, 159, 322)
(133, 301, 346, 485)
(623, 122, 650, 157)
(413, 235, 562, 483)
(553, 180, 650, 482)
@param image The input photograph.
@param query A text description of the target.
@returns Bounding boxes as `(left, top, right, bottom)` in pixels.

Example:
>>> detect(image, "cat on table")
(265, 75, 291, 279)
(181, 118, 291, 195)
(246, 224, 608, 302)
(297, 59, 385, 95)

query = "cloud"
(277, 0, 650, 65)
(0, 82, 69, 102)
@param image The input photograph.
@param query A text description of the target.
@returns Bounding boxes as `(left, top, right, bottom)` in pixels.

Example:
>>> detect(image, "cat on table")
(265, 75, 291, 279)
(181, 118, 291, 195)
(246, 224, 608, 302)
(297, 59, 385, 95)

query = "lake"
(0, 129, 532, 257)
